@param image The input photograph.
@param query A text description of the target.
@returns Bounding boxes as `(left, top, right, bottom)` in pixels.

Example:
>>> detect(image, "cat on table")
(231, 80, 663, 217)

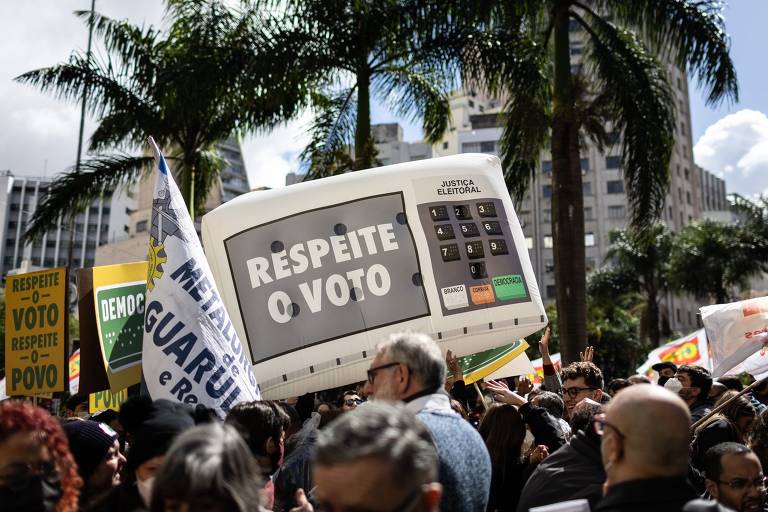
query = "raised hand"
(517, 376, 534, 396)
(485, 379, 525, 406)
(538, 326, 552, 363)
(530, 445, 550, 465)
(580, 345, 594, 363)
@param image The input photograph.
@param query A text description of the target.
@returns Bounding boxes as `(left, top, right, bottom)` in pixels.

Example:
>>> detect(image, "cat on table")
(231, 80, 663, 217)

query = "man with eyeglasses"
(561, 361, 604, 418)
(337, 390, 363, 411)
(593, 384, 700, 511)
(361, 331, 491, 512)
(703, 442, 767, 512)
(290, 402, 442, 512)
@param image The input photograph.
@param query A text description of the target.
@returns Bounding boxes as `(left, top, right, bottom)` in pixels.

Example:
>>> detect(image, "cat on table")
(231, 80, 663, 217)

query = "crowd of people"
(2, 328, 768, 512)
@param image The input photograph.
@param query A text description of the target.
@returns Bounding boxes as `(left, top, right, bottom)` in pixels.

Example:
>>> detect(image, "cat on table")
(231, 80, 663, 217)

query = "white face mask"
(664, 377, 683, 393)
(136, 475, 155, 507)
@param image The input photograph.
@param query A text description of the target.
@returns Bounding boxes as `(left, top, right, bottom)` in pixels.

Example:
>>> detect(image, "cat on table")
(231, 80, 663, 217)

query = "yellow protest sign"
(91, 262, 147, 390)
(5, 268, 68, 395)
(89, 387, 128, 413)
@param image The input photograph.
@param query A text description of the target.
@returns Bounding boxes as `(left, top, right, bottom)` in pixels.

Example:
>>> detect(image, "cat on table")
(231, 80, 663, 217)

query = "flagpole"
(691, 376, 767, 431)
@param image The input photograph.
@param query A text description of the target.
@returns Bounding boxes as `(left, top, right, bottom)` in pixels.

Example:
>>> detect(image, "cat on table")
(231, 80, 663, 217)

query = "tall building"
(95, 137, 251, 265)
(372, 123, 433, 165)
(0, 171, 112, 277)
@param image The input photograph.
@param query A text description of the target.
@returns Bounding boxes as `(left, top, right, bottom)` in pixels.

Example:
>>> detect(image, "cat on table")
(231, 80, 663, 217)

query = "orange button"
(469, 284, 495, 305)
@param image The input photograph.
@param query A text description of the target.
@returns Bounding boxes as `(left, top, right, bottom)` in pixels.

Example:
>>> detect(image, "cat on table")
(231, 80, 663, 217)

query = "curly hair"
(0, 400, 82, 512)
(560, 362, 604, 389)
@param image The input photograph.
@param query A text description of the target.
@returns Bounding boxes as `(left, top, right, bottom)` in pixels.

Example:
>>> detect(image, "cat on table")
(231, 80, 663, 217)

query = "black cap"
(652, 361, 678, 373)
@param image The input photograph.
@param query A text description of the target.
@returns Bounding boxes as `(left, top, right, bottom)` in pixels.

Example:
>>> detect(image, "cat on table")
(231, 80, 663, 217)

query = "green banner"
(458, 339, 528, 384)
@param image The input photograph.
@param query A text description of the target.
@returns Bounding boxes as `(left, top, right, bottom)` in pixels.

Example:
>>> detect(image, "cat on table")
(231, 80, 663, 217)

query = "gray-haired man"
(361, 332, 492, 512)
(290, 402, 442, 512)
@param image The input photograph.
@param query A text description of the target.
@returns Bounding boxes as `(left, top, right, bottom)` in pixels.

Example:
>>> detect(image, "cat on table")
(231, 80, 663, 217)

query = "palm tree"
(669, 220, 766, 304)
(588, 225, 672, 346)
(459, 1, 737, 363)
(263, 0, 456, 178)
(17, 0, 309, 239)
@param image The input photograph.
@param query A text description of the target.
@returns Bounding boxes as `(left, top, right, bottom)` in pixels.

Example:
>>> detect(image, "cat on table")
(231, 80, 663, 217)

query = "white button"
(441, 284, 469, 310)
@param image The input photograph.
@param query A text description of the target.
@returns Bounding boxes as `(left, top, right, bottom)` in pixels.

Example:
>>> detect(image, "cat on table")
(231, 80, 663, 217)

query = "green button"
(492, 274, 527, 300)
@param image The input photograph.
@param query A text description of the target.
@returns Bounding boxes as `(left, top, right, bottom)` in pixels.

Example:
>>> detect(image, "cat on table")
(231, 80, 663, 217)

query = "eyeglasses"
(562, 386, 598, 398)
(716, 476, 767, 491)
(593, 413, 625, 439)
(344, 398, 363, 406)
(366, 362, 403, 385)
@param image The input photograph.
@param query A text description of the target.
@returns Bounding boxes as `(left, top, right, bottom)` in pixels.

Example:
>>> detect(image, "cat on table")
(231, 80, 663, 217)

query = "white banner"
(203, 154, 547, 398)
(701, 297, 768, 377)
(142, 138, 260, 418)
(636, 329, 710, 378)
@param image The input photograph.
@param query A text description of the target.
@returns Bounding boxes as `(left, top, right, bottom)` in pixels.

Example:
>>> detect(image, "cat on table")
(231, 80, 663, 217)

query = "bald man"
(594, 384, 699, 511)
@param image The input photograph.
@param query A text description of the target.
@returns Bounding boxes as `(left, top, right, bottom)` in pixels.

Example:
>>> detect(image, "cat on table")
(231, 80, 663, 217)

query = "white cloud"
(240, 112, 313, 190)
(694, 109, 768, 197)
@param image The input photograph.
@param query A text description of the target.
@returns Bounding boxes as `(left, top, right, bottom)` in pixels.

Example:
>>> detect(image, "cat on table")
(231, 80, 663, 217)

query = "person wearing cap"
(63, 419, 125, 508)
(90, 399, 197, 512)
(652, 362, 677, 387)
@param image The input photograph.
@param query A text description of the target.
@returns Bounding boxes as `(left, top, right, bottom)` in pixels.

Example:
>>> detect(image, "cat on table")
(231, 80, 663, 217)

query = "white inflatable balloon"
(202, 154, 546, 398)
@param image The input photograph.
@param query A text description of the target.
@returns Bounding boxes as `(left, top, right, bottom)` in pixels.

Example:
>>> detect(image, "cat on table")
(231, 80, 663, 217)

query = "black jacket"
(691, 419, 740, 470)
(516, 429, 605, 512)
(518, 402, 567, 453)
(691, 400, 713, 424)
(594, 476, 698, 512)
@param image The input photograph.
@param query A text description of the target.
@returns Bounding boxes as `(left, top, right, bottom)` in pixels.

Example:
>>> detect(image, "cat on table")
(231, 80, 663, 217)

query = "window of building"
(581, 158, 590, 172)
(480, 141, 496, 153)
(606, 180, 624, 194)
(584, 207, 593, 220)
(678, 188, 683, 201)
(542, 209, 551, 223)
(585, 233, 595, 247)
(542, 160, 552, 174)
(8, 221, 16, 230)
(676, 164, 681, 176)
(442, 141, 449, 150)
(543, 235, 553, 248)
(583, 182, 592, 195)
(545, 259, 554, 272)
(608, 205, 626, 219)
(468, 99, 475, 108)
(525, 237, 534, 250)
(102, 207, 110, 215)
(547, 285, 557, 299)
(686, 191, 691, 204)
(585, 258, 596, 271)
(542, 185, 552, 198)
(136, 220, 148, 233)
(569, 19, 581, 32)
(668, 206, 673, 219)
(680, 211, 684, 225)
(680, 122, 686, 136)
(605, 156, 621, 169)
(478, 105, 485, 113)
(571, 46, 583, 56)
(676, 308, 681, 322)
(684, 168, 690, 181)
(688, 214, 693, 223)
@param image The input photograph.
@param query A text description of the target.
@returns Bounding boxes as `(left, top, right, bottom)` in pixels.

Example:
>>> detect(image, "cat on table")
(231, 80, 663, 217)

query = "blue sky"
(0, 2, 765, 196)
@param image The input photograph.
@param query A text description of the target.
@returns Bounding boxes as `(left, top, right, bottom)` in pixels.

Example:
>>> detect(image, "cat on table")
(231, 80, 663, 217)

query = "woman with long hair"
(691, 391, 757, 471)
(0, 400, 82, 512)
(479, 404, 547, 512)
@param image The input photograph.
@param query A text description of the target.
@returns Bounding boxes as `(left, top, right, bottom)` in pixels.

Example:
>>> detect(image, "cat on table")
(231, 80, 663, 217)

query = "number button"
(465, 241, 484, 259)
(453, 205, 473, 220)
(434, 224, 455, 241)
(440, 244, 461, 262)
(489, 239, 509, 256)
(430, 206, 449, 221)
(477, 201, 497, 217)
(469, 261, 487, 279)
(459, 222, 480, 237)
(482, 221, 503, 235)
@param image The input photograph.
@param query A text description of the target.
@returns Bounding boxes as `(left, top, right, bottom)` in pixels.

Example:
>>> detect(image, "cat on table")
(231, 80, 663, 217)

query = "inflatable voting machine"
(202, 154, 546, 398)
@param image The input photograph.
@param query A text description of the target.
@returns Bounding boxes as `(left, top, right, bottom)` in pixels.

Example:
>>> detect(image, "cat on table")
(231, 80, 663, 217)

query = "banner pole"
(474, 381, 489, 412)
(691, 376, 766, 431)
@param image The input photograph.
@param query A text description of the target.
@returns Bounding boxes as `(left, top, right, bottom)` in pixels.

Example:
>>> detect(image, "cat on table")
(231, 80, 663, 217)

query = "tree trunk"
(647, 282, 660, 346)
(551, 2, 587, 365)
(181, 161, 196, 219)
(354, 66, 373, 170)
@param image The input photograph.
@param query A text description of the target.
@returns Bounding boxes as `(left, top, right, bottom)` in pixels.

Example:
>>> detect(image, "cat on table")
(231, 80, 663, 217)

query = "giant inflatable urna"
(202, 154, 547, 398)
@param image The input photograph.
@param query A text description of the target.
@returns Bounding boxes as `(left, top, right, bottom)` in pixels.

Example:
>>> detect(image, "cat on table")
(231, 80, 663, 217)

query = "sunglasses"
(344, 398, 363, 406)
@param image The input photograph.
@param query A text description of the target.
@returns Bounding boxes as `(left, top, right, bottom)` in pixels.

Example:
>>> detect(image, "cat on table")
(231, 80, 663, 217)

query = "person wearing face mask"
(666, 365, 714, 424)
(652, 362, 678, 387)
(0, 400, 82, 512)
(225, 400, 290, 510)
(64, 419, 125, 508)
(90, 400, 196, 512)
